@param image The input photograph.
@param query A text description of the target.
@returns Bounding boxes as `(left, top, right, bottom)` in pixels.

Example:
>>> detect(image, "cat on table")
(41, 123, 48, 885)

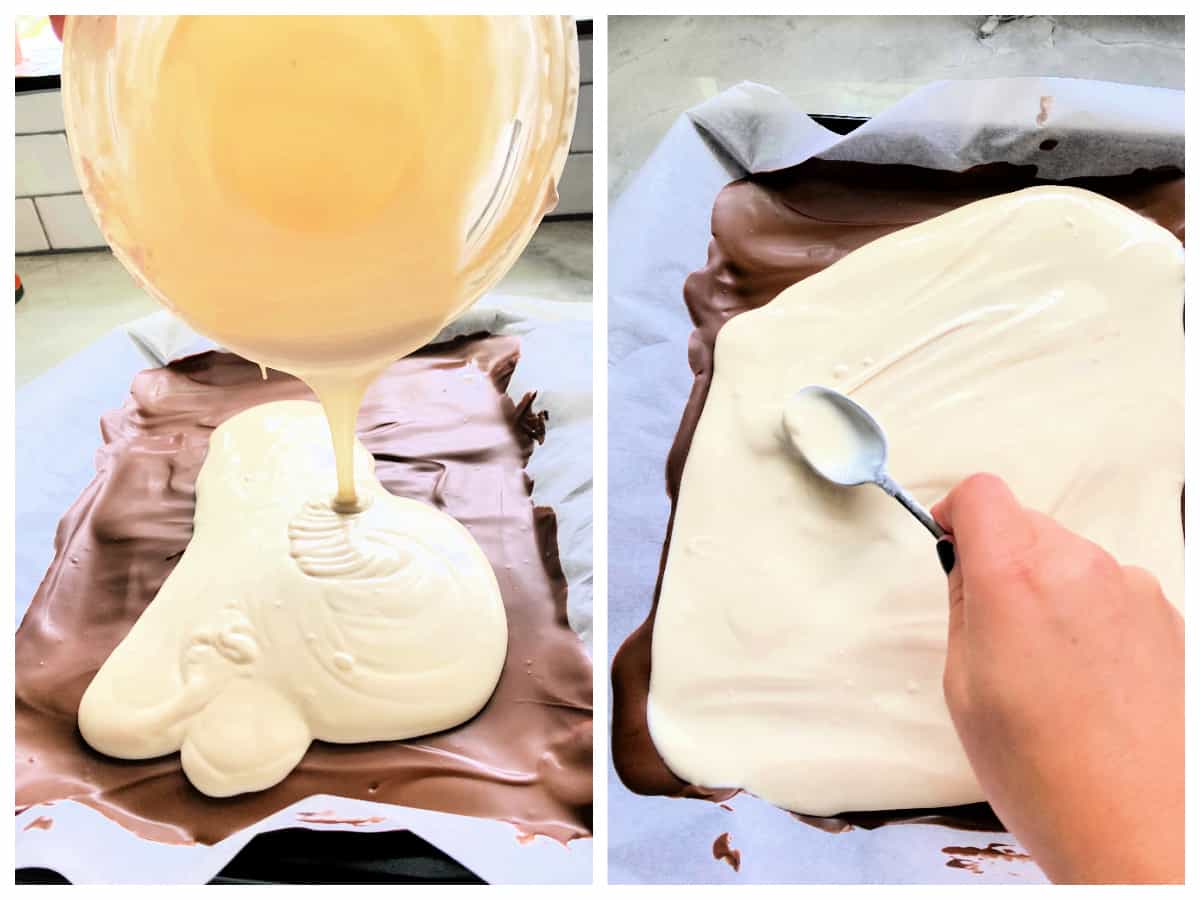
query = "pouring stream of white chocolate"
(648, 186, 1183, 816)
(78, 401, 508, 797)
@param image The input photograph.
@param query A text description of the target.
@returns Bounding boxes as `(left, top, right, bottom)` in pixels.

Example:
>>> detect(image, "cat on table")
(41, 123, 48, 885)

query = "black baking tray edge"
(18, 829, 484, 885)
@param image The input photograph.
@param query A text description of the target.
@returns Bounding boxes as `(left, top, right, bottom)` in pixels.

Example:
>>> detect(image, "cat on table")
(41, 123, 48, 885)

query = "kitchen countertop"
(608, 14, 1184, 200)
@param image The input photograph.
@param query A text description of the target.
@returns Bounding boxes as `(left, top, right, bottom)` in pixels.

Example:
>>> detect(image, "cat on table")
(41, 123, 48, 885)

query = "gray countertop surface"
(609, 14, 1184, 200)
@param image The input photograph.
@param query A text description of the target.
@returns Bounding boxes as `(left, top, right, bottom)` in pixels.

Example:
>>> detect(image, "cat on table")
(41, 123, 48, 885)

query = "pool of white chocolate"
(77, 401, 507, 797)
(648, 186, 1183, 816)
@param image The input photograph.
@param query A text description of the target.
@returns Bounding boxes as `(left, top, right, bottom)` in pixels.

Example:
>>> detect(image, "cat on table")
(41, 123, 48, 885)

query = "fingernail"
(937, 538, 956, 574)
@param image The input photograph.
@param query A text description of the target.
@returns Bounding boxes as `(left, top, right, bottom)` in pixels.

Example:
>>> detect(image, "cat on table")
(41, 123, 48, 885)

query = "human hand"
(932, 474, 1183, 884)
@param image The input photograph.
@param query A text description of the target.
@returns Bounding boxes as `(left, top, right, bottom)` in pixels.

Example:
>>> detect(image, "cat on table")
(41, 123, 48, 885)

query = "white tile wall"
(556, 34, 593, 215)
(570, 84, 593, 153)
(579, 36, 593, 83)
(16, 89, 67, 134)
(556, 153, 591, 216)
(16, 31, 592, 254)
(15, 132, 79, 196)
(36, 193, 106, 249)
(15, 198, 50, 253)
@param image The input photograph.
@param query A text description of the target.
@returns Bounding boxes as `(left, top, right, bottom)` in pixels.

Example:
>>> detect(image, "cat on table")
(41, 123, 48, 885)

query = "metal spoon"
(782, 386, 952, 558)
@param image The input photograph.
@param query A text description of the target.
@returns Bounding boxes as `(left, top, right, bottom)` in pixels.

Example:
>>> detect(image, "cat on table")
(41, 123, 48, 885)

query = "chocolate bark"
(17, 334, 592, 845)
(611, 158, 1183, 830)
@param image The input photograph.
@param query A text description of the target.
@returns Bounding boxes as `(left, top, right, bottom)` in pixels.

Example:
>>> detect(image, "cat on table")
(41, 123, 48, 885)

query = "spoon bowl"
(782, 385, 889, 486)
(782, 385, 946, 540)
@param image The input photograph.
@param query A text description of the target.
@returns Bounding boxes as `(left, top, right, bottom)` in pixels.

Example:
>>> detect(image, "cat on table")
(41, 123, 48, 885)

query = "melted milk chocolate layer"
(17, 334, 592, 845)
(611, 159, 1183, 831)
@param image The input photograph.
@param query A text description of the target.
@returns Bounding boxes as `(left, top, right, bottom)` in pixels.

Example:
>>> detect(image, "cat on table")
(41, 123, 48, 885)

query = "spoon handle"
(877, 475, 946, 540)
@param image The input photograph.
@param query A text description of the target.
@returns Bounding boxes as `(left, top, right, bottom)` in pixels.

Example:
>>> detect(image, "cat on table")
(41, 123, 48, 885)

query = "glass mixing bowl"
(61, 15, 578, 373)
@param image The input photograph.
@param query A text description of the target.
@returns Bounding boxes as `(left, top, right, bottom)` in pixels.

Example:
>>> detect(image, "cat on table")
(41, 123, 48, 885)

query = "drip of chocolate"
(16, 333, 592, 846)
(610, 158, 1184, 831)
(711, 832, 741, 872)
(942, 842, 1033, 875)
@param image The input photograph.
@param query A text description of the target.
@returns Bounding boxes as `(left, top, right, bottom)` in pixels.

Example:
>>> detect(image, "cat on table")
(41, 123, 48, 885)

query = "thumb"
(939, 536, 969, 713)
(932, 498, 961, 623)
(938, 536, 965, 648)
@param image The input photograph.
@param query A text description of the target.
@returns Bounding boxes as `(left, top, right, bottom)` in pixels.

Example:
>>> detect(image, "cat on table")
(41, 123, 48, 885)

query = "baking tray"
(19, 831, 482, 884)
(15, 303, 596, 885)
(607, 78, 1183, 883)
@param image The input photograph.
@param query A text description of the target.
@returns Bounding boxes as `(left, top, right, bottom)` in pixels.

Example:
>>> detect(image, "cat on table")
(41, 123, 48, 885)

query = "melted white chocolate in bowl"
(648, 186, 1183, 816)
(63, 15, 577, 510)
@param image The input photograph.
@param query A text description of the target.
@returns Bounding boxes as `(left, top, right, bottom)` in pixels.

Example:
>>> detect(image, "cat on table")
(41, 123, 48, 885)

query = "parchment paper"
(608, 77, 1182, 884)
(15, 295, 593, 884)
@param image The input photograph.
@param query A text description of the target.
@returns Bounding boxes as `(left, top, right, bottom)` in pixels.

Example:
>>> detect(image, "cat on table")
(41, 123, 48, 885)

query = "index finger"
(932, 473, 1038, 578)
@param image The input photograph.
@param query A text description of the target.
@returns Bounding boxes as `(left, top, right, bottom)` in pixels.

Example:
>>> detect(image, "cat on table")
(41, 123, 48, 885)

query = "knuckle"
(995, 536, 1117, 596)
(1123, 564, 1165, 599)
(1077, 543, 1122, 585)
(955, 473, 1006, 512)
(984, 543, 1040, 593)
(960, 472, 1005, 496)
